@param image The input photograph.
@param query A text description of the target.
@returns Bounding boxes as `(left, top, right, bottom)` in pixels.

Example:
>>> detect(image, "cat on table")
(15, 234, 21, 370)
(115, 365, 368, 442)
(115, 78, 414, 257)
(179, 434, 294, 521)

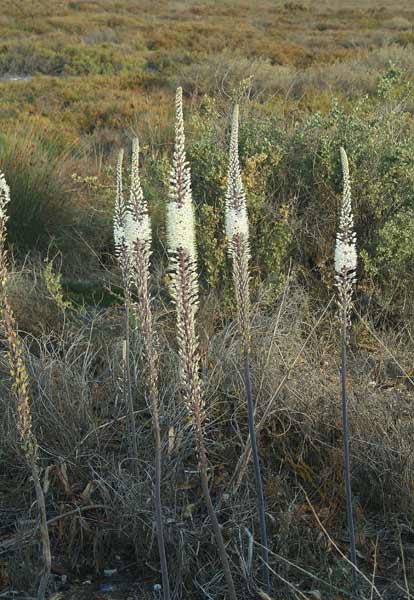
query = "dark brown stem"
(175, 249, 237, 599)
(32, 461, 51, 600)
(124, 299, 139, 477)
(135, 242, 170, 600)
(194, 409, 238, 600)
(233, 237, 270, 591)
(153, 403, 170, 600)
(243, 350, 270, 593)
(341, 320, 358, 599)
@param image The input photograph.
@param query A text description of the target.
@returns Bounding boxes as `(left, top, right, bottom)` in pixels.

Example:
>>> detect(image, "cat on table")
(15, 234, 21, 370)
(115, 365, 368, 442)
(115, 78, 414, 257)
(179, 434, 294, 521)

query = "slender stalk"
(167, 88, 237, 599)
(195, 406, 238, 600)
(134, 226, 170, 600)
(32, 462, 52, 600)
(0, 172, 51, 600)
(225, 106, 270, 592)
(341, 321, 358, 598)
(335, 148, 359, 598)
(243, 351, 270, 592)
(124, 302, 139, 477)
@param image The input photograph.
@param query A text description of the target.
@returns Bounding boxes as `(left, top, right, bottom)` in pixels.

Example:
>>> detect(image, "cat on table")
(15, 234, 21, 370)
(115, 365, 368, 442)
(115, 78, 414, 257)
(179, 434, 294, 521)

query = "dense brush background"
(0, 0, 414, 598)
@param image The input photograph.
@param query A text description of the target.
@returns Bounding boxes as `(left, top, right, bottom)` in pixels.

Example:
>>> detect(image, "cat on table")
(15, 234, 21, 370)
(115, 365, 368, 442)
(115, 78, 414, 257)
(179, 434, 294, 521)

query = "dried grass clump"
(1, 275, 413, 597)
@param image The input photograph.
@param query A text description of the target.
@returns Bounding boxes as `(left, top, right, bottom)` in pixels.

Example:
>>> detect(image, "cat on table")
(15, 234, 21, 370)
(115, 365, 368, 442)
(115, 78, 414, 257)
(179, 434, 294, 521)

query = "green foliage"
(222, 68, 413, 318)
(188, 98, 292, 296)
(43, 258, 73, 311)
(0, 41, 138, 76)
(186, 69, 414, 317)
(0, 121, 75, 251)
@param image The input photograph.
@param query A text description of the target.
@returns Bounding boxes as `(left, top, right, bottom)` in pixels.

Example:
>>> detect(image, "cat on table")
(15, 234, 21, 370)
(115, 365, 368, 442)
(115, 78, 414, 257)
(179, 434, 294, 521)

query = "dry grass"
(1, 276, 413, 597)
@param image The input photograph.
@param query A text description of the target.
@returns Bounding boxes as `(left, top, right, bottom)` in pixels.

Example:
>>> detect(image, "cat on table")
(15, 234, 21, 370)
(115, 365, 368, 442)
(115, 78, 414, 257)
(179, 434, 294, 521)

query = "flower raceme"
(225, 105, 271, 592)
(113, 140, 171, 600)
(167, 87, 197, 262)
(225, 104, 250, 252)
(166, 88, 237, 600)
(166, 88, 198, 357)
(0, 172, 37, 463)
(335, 147, 359, 599)
(225, 105, 251, 347)
(335, 147, 357, 325)
(113, 143, 152, 261)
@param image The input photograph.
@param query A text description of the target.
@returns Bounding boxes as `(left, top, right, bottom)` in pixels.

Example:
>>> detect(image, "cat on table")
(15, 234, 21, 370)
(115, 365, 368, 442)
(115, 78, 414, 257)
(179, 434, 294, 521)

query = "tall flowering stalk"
(167, 88, 237, 600)
(335, 147, 358, 599)
(113, 149, 139, 475)
(129, 138, 171, 600)
(0, 173, 51, 600)
(114, 142, 171, 598)
(225, 105, 270, 592)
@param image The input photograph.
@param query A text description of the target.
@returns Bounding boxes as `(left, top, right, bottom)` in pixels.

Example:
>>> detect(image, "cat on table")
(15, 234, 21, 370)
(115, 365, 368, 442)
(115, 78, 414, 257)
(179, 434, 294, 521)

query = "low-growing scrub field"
(0, 1, 414, 599)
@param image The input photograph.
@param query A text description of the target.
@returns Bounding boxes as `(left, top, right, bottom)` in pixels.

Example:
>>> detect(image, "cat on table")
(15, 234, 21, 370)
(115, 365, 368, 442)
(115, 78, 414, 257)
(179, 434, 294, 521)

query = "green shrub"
(0, 121, 76, 251)
(0, 41, 136, 76)
(188, 97, 292, 295)
(183, 68, 414, 318)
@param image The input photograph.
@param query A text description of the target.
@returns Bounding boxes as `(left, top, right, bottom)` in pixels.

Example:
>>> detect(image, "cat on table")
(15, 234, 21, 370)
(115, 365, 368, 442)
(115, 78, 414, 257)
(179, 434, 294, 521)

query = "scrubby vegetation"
(1, 0, 414, 599)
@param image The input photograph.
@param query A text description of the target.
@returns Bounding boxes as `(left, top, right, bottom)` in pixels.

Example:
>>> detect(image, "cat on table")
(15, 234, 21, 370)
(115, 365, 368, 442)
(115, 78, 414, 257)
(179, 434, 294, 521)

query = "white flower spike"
(335, 147, 357, 278)
(335, 147, 357, 325)
(167, 87, 197, 261)
(225, 104, 249, 250)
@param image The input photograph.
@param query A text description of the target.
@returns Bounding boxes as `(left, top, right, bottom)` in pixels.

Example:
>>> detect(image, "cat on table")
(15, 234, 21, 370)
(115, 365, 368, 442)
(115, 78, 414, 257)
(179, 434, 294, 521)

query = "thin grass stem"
(341, 321, 358, 598)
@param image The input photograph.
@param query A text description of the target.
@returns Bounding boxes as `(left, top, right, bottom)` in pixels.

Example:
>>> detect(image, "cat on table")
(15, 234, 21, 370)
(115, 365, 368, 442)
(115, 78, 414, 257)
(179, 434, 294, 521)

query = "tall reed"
(114, 143, 171, 600)
(0, 172, 51, 600)
(335, 147, 358, 598)
(225, 105, 270, 592)
(167, 87, 237, 600)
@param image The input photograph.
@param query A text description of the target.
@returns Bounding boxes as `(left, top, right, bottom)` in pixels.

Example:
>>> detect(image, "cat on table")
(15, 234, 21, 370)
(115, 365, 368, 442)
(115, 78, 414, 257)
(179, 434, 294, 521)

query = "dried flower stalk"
(128, 137, 171, 600)
(0, 172, 51, 600)
(335, 147, 358, 599)
(225, 105, 270, 593)
(167, 88, 237, 600)
(113, 149, 139, 475)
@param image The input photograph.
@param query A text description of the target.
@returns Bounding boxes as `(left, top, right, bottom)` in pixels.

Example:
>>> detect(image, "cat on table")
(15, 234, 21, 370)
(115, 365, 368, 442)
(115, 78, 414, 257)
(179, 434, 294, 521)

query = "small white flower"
(167, 201, 196, 260)
(225, 205, 249, 242)
(167, 87, 198, 262)
(335, 147, 357, 278)
(335, 239, 357, 274)
(124, 210, 151, 250)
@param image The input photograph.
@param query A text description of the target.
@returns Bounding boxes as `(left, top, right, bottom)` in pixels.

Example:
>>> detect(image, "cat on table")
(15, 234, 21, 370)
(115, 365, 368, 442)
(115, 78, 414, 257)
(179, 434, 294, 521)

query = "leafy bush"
(0, 41, 137, 76)
(188, 98, 292, 295)
(0, 120, 76, 251)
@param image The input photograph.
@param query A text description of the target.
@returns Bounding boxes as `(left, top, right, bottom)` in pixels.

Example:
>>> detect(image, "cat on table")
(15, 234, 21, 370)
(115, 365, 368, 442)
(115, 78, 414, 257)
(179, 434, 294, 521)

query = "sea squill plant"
(113, 149, 139, 474)
(0, 172, 51, 600)
(335, 147, 358, 598)
(167, 87, 237, 600)
(225, 105, 270, 592)
(114, 142, 171, 599)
